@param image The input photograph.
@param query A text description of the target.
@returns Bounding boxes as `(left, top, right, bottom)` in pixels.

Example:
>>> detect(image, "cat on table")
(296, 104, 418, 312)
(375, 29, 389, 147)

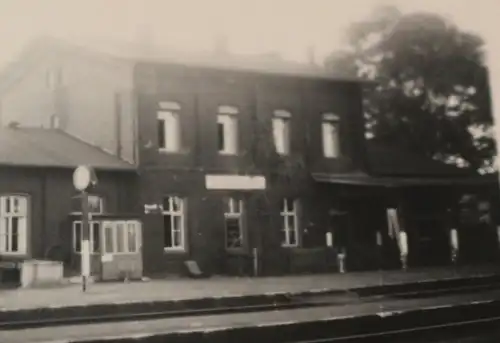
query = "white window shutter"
(165, 112, 180, 152)
(0, 217, 6, 253)
(273, 118, 284, 154)
(229, 116, 238, 154)
(322, 122, 334, 157)
(17, 217, 27, 254)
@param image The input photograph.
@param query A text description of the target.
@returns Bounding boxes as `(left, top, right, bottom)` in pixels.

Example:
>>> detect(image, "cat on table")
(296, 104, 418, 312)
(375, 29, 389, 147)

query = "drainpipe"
(41, 171, 48, 260)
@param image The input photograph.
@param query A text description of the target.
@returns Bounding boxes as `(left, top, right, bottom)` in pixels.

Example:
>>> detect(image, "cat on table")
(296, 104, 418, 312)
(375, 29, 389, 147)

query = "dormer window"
(322, 113, 340, 158)
(217, 105, 238, 155)
(272, 110, 291, 155)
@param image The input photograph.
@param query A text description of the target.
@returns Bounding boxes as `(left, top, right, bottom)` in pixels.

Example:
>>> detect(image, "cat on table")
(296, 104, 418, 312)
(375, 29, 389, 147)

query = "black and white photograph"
(1, 0, 500, 342)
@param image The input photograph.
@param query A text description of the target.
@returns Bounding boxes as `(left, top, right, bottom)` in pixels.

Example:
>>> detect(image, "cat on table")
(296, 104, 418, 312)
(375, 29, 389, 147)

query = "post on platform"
(81, 191, 90, 292)
(72, 165, 98, 292)
(376, 231, 383, 270)
(398, 231, 408, 271)
(252, 247, 259, 277)
(450, 228, 459, 267)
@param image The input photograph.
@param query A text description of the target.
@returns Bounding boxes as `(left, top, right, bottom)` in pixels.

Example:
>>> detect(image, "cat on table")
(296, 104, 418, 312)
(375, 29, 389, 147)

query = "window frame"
(0, 194, 29, 256)
(272, 110, 291, 156)
(72, 220, 102, 254)
(162, 196, 186, 252)
(224, 197, 244, 250)
(217, 105, 239, 155)
(100, 220, 142, 255)
(280, 198, 300, 248)
(157, 102, 182, 153)
(322, 113, 341, 158)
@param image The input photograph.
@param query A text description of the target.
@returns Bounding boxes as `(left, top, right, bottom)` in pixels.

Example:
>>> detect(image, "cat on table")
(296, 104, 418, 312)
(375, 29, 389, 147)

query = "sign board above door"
(205, 174, 266, 190)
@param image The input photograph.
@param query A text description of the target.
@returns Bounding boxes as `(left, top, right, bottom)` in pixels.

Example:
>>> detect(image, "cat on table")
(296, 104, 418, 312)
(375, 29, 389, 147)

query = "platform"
(1, 265, 499, 312)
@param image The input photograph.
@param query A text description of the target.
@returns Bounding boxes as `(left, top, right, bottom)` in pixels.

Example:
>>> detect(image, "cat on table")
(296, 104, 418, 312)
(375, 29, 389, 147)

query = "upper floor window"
(272, 110, 291, 155)
(281, 198, 299, 247)
(162, 196, 186, 251)
(224, 197, 244, 249)
(322, 113, 340, 158)
(157, 102, 181, 153)
(217, 105, 238, 155)
(70, 194, 105, 215)
(0, 195, 28, 255)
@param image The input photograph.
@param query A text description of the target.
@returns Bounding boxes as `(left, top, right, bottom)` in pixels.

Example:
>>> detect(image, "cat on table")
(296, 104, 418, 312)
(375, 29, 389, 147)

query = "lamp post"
(72, 165, 98, 292)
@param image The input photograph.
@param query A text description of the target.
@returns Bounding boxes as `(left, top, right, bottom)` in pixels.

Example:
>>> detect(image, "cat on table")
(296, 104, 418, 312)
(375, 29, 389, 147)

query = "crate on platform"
(20, 259, 64, 288)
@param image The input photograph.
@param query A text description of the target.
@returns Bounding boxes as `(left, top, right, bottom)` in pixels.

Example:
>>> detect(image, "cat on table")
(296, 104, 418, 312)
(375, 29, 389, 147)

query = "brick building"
(0, 37, 496, 278)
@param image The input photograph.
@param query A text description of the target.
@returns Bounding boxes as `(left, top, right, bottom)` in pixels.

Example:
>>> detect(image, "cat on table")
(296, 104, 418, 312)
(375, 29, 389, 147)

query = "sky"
(0, 0, 497, 66)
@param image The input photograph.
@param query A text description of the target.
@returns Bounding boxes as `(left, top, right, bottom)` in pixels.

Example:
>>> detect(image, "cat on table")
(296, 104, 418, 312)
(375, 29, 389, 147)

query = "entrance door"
(414, 214, 450, 267)
(100, 220, 143, 281)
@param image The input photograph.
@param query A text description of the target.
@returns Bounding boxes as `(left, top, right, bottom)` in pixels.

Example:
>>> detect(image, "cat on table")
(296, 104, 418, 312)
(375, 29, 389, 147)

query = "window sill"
(163, 248, 187, 254)
(0, 252, 28, 257)
(218, 151, 238, 156)
(281, 244, 300, 249)
(225, 248, 248, 255)
(158, 149, 189, 155)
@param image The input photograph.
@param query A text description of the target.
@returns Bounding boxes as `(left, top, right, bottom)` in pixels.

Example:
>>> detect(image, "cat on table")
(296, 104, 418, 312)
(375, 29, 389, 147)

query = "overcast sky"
(0, 0, 498, 66)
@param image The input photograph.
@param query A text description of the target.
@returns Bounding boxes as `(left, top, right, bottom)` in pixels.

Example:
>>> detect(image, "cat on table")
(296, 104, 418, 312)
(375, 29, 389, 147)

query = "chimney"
(214, 34, 229, 56)
(307, 45, 316, 66)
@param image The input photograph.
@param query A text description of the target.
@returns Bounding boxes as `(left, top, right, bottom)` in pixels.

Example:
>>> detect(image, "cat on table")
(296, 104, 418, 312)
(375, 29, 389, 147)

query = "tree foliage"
(326, 6, 495, 173)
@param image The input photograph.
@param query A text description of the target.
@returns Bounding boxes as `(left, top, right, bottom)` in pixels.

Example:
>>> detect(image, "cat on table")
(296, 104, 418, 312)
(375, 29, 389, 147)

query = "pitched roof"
(25, 36, 370, 83)
(365, 140, 474, 177)
(0, 127, 135, 171)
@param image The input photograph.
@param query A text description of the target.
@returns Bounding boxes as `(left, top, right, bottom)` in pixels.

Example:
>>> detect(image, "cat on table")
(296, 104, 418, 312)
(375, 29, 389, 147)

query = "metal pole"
(81, 191, 90, 292)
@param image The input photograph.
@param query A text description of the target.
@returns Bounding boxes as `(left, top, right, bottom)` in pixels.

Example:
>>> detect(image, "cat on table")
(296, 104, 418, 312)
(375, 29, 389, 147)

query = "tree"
(325, 6, 495, 173)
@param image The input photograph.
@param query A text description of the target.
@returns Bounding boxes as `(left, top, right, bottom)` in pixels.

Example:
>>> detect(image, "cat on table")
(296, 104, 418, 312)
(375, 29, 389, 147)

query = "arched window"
(272, 110, 292, 155)
(217, 105, 239, 155)
(157, 101, 181, 152)
(322, 113, 340, 158)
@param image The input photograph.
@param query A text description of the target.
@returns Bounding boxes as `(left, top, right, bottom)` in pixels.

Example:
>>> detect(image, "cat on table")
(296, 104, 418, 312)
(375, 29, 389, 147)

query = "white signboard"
(205, 175, 266, 190)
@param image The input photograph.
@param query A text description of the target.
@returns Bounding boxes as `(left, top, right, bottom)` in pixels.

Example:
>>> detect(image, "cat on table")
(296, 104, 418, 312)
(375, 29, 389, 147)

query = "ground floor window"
(281, 198, 299, 247)
(102, 220, 141, 254)
(73, 221, 101, 253)
(224, 197, 244, 249)
(0, 195, 28, 255)
(162, 196, 186, 251)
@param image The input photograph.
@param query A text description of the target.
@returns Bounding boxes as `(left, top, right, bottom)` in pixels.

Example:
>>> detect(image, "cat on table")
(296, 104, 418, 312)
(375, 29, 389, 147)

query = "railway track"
(289, 315, 500, 342)
(2, 279, 500, 331)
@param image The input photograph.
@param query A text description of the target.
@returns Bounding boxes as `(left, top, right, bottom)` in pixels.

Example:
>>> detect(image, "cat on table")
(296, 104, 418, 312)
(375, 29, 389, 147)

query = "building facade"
(0, 37, 497, 278)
